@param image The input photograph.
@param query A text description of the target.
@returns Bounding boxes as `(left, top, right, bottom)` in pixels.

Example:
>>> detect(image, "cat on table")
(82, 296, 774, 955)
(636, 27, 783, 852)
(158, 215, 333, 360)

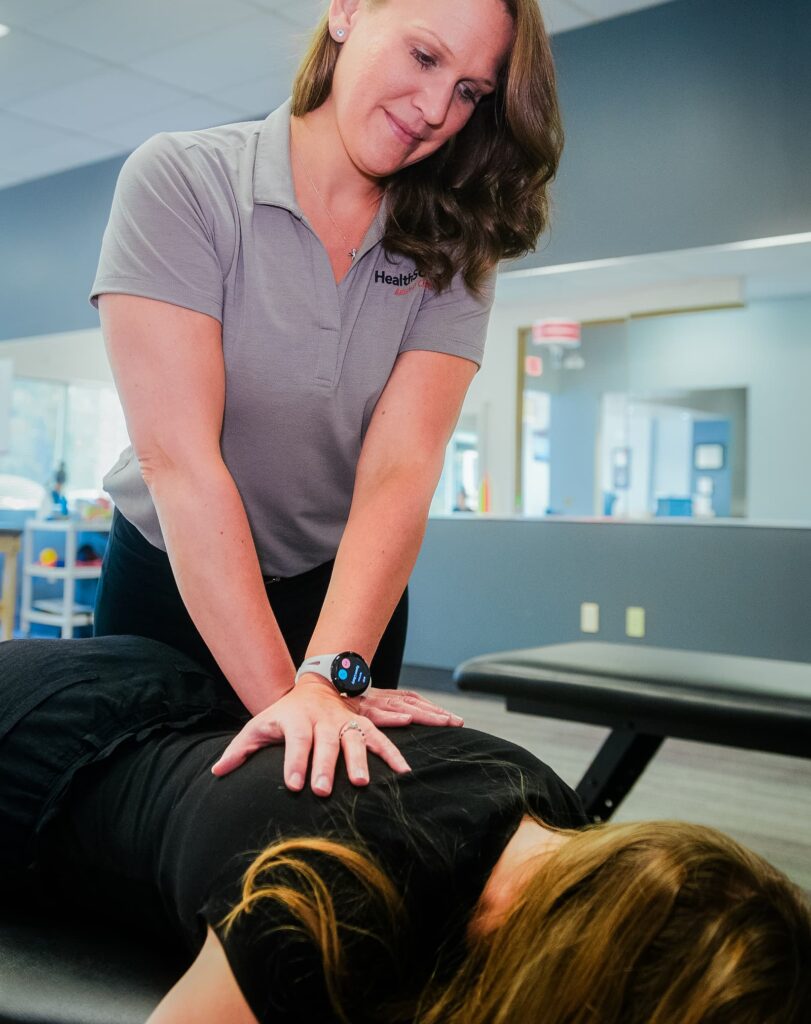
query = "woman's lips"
(385, 110, 422, 144)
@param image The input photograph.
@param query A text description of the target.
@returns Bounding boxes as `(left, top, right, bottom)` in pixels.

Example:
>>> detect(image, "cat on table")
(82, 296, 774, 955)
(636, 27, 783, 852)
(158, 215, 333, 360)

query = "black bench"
(0, 910, 186, 1024)
(454, 641, 811, 823)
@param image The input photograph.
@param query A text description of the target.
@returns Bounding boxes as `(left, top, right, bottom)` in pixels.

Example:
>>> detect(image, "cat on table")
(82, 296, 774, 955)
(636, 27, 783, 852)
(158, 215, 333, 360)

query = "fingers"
(308, 717, 412, 797)
(364, 724, 411, 776)
(339, 723, 370, 789)
(361, 688, 464, 728)
(282, 723, 315, 792)
(399, 692, 464, 724)
(210, 688, 421, 794)
(310, 722, 342, 796)
(210, 716, 284, 776)
(360, 707, 413, 728)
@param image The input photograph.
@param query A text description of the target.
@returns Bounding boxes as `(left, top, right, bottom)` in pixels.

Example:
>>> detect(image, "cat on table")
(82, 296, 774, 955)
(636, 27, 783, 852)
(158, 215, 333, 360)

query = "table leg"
(575, 728, 663, 823)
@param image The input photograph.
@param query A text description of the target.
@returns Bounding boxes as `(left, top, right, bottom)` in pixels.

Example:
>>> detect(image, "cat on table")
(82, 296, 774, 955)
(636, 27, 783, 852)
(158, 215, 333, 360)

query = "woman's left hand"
(210, 681, 463, 794)
(359, 686, 464, 730)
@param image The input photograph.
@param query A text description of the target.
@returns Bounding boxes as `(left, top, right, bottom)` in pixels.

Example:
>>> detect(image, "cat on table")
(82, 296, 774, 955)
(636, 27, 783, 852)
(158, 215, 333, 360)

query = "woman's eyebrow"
(412, 23, 496, 87)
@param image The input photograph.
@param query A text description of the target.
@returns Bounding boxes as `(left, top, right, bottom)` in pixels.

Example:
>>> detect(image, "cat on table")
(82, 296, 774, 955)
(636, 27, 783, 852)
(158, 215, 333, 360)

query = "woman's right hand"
(210, 679, 462, 795)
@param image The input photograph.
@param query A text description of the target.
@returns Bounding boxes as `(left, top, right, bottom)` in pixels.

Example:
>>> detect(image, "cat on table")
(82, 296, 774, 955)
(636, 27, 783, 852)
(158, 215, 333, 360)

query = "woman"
(1, 636, 808, 1024)
(88, 0, 562, 793)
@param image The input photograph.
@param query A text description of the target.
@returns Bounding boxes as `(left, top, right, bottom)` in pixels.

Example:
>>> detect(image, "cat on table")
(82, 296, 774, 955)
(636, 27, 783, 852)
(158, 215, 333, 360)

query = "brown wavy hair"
(291, 0, 563, 296)
(223, 820, 811, 1024)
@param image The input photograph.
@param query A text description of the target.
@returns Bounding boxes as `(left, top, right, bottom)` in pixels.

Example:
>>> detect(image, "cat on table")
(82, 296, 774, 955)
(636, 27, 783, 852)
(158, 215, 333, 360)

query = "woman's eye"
(411, 47, 478, 104)
(411, 48, 436, 70)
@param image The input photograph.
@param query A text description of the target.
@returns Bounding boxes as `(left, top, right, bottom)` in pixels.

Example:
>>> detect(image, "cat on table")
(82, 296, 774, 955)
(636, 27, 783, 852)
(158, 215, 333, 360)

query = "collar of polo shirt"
(252, 97, 389, 253)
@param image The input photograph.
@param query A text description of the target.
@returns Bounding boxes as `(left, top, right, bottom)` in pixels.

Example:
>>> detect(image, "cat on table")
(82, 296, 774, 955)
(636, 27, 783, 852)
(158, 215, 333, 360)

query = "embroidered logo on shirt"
(374, 269, 432, 296)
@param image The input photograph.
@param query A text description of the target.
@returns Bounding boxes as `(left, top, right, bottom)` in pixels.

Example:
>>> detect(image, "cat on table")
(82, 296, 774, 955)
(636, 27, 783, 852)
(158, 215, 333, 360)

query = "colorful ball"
(39, 547, 59, 567)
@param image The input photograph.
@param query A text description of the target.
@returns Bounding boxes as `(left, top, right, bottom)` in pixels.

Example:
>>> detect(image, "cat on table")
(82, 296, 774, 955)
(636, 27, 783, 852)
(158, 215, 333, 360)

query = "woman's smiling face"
(326, 0, 514, 178)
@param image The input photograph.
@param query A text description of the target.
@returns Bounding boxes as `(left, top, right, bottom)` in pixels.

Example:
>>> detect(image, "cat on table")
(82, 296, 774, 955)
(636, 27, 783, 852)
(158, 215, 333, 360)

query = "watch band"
(295, 654, 340, 685)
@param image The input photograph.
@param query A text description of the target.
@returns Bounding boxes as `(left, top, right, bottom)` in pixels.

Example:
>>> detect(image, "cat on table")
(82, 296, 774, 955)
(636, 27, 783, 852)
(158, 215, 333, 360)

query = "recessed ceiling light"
(0, 24, 11, 39)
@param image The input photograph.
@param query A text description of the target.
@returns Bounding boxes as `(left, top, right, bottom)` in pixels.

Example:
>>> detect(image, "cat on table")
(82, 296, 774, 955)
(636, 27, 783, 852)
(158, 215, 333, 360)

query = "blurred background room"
(1, 0, 809, 886)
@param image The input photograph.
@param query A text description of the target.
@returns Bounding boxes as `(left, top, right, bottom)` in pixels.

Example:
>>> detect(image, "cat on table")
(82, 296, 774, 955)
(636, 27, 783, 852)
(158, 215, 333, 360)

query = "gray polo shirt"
(90, 98, 495, 577)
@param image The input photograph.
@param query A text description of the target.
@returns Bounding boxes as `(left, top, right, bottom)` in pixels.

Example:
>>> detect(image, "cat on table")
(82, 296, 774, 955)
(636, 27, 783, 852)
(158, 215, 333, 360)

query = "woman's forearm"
(305, 466, 435, 663)
(147, 460, 295, 713)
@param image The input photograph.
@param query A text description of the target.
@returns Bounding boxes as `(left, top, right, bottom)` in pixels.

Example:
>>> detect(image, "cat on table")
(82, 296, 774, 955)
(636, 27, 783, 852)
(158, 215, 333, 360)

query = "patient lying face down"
(1, 635, 808, 1024)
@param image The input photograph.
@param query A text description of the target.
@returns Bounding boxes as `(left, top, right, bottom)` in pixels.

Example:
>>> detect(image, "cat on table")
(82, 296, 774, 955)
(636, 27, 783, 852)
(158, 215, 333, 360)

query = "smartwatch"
(295, 651, 372, 697)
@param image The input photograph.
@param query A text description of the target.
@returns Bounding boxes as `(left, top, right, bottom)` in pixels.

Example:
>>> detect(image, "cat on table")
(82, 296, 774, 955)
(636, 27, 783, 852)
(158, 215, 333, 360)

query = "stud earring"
(336, 28, 345, 38)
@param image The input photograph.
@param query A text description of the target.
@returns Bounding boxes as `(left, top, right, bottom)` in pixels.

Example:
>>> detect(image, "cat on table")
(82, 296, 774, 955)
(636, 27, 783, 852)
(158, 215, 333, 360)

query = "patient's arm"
(147, 926, 258, 1024)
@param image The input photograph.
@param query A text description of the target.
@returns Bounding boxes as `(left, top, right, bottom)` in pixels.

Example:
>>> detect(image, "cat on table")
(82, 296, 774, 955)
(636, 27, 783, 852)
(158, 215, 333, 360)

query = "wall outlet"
(580, 602, 600, 633)
(626, 606, 646, 638)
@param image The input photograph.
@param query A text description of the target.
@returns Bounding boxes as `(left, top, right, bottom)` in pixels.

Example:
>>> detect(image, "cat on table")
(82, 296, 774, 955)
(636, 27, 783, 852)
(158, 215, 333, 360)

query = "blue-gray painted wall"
(405, 518, 811, 668)
(1, 0, 810, 340)
(525, 0, 811, 270)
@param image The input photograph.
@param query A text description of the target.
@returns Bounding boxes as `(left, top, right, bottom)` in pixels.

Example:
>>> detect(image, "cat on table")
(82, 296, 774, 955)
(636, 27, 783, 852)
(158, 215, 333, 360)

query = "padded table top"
(0, 911, 186, 1024)
(454, 642, 811, 757)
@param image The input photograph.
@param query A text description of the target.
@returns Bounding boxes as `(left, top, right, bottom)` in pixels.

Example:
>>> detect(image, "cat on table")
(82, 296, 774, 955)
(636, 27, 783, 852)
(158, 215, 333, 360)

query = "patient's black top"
(0, 637, 587, 1024)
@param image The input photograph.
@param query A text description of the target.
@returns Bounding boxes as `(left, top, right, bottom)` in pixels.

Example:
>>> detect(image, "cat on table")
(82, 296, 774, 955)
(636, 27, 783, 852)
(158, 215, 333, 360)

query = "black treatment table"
(454, 641, 811, 823)
(0, 908, 187, 1024)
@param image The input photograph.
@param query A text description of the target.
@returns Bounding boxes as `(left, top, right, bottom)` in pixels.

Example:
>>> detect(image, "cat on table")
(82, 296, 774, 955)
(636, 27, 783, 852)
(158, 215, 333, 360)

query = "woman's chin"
(356, 146, 425, 179)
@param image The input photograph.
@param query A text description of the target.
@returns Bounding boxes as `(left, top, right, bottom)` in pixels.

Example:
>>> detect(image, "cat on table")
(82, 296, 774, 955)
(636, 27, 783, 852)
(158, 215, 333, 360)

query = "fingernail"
(355, 770, 369, 783)
(316, 774, 330, 792)
(290, 772, 303, 789)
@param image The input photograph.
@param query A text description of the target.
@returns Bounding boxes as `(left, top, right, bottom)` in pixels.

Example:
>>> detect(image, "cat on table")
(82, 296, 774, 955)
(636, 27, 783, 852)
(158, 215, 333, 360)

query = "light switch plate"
(580, 602, 600, 633)
(626, 606, 646, 638)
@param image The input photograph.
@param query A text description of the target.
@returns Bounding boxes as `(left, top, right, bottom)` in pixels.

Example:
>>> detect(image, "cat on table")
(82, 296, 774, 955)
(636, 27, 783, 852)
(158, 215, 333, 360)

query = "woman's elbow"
(135, 443, 224, 499)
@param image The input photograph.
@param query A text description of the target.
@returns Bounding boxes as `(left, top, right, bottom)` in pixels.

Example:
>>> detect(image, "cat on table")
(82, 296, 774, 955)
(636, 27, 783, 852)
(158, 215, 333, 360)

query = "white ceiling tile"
(129, 12, 302, 95)
(91, 96, 250, 150)
(540, 1, 593, 35)
(254, 0, 328, 31)
(0, 130, 122, 182)
(215, 71, 294, 117)
(8, 69, 195, 134)
(0, 110, 53, 152)
(0, 26, 108, 105)
(0, 0, 85, 30)
(22, 0, 263, 64)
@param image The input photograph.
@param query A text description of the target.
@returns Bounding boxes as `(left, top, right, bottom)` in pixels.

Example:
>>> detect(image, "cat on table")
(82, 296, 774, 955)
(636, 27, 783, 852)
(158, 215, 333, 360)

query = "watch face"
(331, 652, 371, 696)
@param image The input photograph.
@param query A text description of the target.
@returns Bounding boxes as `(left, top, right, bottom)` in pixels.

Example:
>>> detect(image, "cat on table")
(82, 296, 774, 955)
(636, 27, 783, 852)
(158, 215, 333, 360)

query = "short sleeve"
(202, 849, 399, 1024)
(89, 133, 225, 322)
(398, 266, 497, 369)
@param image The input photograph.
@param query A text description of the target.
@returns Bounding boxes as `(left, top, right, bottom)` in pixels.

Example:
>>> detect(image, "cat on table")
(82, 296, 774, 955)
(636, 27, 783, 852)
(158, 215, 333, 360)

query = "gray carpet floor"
(401, 666, 811, 893)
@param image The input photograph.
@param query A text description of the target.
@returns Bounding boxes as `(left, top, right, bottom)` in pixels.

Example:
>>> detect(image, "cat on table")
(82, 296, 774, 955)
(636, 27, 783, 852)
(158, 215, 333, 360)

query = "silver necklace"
(293, 150, 359, 261)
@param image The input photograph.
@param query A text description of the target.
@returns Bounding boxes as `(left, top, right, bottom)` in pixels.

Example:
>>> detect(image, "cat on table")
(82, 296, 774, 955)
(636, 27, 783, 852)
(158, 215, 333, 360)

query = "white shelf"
(20, 518, 110, 638)
(26, 599, 94, 628)
(25, 564, 102, 580)
(25, 518, 112, 533)
(24, 609, 94, 628)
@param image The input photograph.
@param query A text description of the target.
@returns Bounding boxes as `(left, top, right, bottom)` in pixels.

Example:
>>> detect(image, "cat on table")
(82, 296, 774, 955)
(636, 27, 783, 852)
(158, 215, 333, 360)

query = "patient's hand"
(210, 681, 462, 795)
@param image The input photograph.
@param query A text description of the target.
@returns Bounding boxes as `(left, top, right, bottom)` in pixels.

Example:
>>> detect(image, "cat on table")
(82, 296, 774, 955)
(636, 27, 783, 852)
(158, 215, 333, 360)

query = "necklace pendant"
(349, 248, 357, 261)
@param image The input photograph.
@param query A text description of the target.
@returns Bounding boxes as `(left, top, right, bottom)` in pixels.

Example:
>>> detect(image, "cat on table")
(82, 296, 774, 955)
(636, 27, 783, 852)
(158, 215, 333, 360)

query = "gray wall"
(2, 0, 810, 340)
(405, 517, 811, 668)
(517, 0, 811, 270)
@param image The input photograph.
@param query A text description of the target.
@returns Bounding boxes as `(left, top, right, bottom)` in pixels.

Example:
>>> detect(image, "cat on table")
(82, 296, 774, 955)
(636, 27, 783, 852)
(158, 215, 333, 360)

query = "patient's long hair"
(223, 820, 811, 1024)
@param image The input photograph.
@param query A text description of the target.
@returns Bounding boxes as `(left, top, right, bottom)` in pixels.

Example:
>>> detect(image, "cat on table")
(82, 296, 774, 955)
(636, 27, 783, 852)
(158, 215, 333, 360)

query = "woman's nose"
(412, 81, 455, 129)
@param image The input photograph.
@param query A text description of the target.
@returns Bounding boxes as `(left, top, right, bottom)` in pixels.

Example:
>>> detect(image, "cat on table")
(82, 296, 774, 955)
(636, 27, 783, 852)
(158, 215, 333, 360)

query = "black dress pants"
(93, 509, 408, 693)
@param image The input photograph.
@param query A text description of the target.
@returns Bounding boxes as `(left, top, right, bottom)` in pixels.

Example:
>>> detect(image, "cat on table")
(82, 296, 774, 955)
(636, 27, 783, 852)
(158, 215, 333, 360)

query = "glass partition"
(512, 311, 757, 521)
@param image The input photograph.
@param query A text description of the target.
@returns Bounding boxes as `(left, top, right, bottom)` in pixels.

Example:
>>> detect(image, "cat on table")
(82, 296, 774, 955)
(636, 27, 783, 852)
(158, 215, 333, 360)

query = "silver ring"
(339, 719, 364, 741)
